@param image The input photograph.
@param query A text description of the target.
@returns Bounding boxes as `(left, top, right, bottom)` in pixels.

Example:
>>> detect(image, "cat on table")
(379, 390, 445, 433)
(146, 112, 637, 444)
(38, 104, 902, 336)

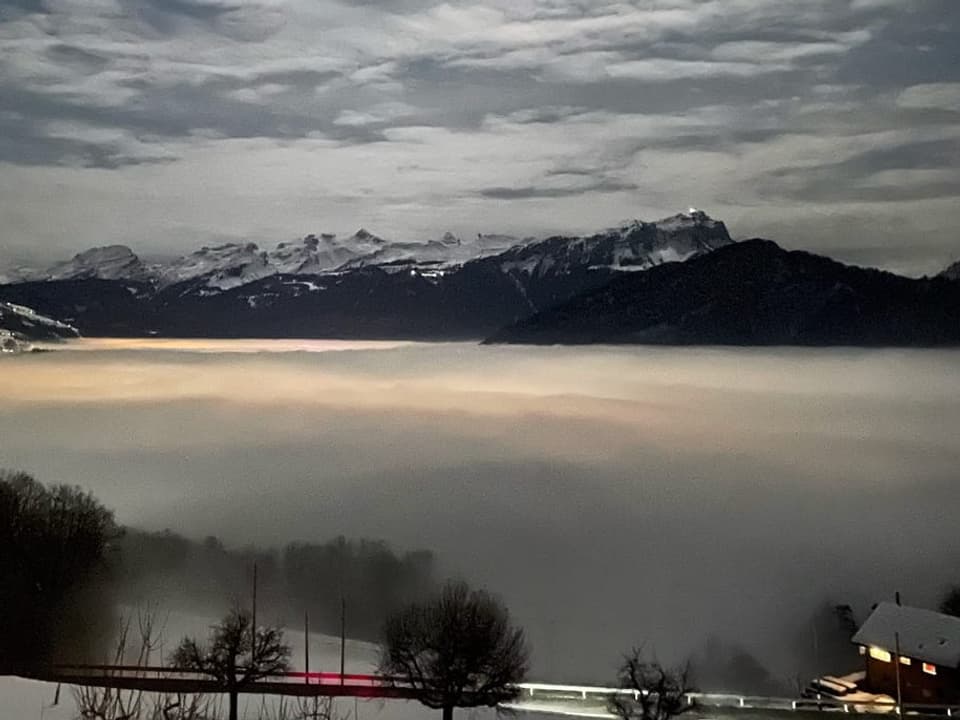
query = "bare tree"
(74, 606, 216, 720)
(608, 646, 696, 720)
(378, 580, 528, 720)
(253, 696, 346, 720)
(171, 608, 290, 720)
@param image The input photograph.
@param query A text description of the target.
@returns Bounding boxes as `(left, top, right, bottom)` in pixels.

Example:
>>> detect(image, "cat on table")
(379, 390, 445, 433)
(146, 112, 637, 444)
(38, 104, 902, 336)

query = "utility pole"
(340, 594, 346, 686)
(304, 611, 310, 685)
(251, 561, 258, 663)
(894, 631, 903, 720)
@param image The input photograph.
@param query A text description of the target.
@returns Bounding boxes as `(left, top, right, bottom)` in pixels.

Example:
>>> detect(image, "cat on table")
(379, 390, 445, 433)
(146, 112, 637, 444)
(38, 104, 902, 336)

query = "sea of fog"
(2, 339, 960, 688)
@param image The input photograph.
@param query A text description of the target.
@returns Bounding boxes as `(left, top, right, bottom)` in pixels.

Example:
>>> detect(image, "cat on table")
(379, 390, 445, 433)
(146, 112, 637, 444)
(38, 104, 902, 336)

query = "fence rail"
(15, 668, 960, 717)
(511, 683, 960, 718)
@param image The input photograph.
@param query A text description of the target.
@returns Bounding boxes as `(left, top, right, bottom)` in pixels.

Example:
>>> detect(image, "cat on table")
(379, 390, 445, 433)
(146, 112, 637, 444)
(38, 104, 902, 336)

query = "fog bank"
(2, 341, 959, 683)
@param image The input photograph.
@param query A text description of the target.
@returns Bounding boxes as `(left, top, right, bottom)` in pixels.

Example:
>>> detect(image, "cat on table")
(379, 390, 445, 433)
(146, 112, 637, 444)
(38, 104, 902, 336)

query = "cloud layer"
(1, 0, 958, 273)
(3, 341, 960, 678)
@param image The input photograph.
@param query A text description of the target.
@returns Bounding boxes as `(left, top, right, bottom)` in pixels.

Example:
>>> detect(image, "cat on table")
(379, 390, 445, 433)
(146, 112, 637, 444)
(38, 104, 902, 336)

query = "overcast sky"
(1, 0, 958, 274)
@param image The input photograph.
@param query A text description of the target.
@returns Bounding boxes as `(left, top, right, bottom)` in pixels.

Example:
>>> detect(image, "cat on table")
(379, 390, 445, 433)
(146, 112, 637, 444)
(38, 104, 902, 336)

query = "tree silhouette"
(378, 580, 529, 720)
(939, 587, 960, 618)
(171, 608, 290, 720)
(0, 470, 119, 670)
(608, 646, 695, 720)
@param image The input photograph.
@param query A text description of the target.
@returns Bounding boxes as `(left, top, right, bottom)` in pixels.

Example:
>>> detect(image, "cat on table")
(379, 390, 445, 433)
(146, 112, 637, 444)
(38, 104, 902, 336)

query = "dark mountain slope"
(0, 280, 153, 336)
(486, 240, 960, 346)
(0, 301, 79, 343)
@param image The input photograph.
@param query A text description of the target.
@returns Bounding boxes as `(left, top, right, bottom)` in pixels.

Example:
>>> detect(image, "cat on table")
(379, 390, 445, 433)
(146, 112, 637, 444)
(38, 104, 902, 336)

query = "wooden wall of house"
(865, 655, 959, 704)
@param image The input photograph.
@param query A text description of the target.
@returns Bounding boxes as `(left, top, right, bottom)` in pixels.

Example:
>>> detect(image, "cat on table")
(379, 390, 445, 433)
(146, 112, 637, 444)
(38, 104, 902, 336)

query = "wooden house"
(852, 602, 960, 705)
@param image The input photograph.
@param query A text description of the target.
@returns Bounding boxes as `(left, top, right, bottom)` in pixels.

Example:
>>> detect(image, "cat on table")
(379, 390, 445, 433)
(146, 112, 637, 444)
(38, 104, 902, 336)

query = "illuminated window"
(859, 646, 866, 656)
(922, 663, 937, 676)
(869, 647, 892, 662)
(900, 656, 912, 666)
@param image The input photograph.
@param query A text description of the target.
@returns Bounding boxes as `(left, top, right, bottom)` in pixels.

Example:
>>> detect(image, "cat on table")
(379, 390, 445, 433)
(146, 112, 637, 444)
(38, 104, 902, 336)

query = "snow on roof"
(852, 602, 960, 668)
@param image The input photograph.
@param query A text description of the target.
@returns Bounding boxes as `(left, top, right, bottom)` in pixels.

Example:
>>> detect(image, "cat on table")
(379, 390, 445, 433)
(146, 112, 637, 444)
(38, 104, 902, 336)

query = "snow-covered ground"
(0, 607, 496, 720)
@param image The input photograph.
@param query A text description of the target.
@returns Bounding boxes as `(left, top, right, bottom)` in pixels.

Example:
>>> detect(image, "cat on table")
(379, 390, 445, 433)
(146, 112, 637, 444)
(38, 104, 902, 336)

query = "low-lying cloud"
(2, 341, 960, 682)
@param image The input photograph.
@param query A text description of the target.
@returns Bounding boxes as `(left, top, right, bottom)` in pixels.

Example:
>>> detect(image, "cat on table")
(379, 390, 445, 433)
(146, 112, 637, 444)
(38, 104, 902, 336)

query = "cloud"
(4, 345, 960, 675)
(0, 0, 958, 271)
(480, 178, 638, 200)
(333, 101, 419, 127)
(897, 83, 960, 113)
(763, 134, 960, 204)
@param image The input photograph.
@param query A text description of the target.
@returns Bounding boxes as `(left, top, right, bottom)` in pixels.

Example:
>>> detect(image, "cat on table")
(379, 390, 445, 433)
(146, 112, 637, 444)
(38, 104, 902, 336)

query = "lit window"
(922, 663, 937, 676)
(870, 647, 892, 662)
(900, 656, 912, 666)
(859, 646, 866, 656)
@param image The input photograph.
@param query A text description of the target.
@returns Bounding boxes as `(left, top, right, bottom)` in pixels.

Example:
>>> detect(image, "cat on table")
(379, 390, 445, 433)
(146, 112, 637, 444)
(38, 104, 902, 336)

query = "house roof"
(852, 602, 960, 669)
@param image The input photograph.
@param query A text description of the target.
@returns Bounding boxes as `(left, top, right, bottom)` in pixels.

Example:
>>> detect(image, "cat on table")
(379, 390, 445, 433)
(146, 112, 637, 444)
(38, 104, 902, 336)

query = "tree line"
(0, 471, 435, 668)
(116, 529, 436, 641)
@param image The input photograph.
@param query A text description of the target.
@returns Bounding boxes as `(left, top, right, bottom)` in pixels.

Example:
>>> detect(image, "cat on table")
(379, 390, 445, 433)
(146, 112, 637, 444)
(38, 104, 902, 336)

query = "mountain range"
(1, 211, 958, 346)
(0, 228, 524, 289)
(0, 211, 733, 340)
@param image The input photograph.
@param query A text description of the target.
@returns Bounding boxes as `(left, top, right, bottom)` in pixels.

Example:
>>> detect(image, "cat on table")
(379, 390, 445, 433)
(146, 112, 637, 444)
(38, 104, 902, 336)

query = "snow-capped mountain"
(941, 259, 960, 281)
(6, 210, 725, 294)
(44, 245, 157, 282)
(494, 209, 732, 279)
(0, 210, 743, 341)
(338, 231, 522, 273)
(3, 227, 526, 291)
(0, 301, 79, 351)
(270, 234, 359, 275)
(0, 265, 41, 284)
(158, 242, 275, 291)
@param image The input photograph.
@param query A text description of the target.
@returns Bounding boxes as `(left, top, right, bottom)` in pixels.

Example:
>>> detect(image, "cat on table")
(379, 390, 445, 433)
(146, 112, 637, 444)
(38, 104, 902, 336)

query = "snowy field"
(0, 607, 493, 720)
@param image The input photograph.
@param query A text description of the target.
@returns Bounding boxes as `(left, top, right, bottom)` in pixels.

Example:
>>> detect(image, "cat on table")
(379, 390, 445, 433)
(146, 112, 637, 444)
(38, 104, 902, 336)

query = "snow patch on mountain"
(0, 302, 79, 350)
(270, 234, 360, 275)
(45, 245, 156, 282)
(0, 266, 41, 284)
(340, 231, 522, 272)
(158, 243, 274, 290)
(497, 209, 733, 278)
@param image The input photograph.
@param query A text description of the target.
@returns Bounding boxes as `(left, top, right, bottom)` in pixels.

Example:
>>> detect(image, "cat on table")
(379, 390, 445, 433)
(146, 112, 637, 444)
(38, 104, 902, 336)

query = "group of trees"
(939, 586, 960, 617)
(0, 470, 120, 670)
(284, 538, 435, 639)
(117, 529, 436, 641)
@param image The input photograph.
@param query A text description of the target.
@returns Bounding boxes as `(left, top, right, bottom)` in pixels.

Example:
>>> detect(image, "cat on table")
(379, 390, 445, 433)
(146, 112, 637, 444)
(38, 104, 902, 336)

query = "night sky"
(1, 0, 958, 275)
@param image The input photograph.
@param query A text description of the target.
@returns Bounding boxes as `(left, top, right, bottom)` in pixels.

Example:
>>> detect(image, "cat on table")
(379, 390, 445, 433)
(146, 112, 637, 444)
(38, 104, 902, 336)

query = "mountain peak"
(46, 244, 154, 282)
(159, 242, 272, 290)
(654, 208, 720, 226)
(351, 228, 385, 244)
